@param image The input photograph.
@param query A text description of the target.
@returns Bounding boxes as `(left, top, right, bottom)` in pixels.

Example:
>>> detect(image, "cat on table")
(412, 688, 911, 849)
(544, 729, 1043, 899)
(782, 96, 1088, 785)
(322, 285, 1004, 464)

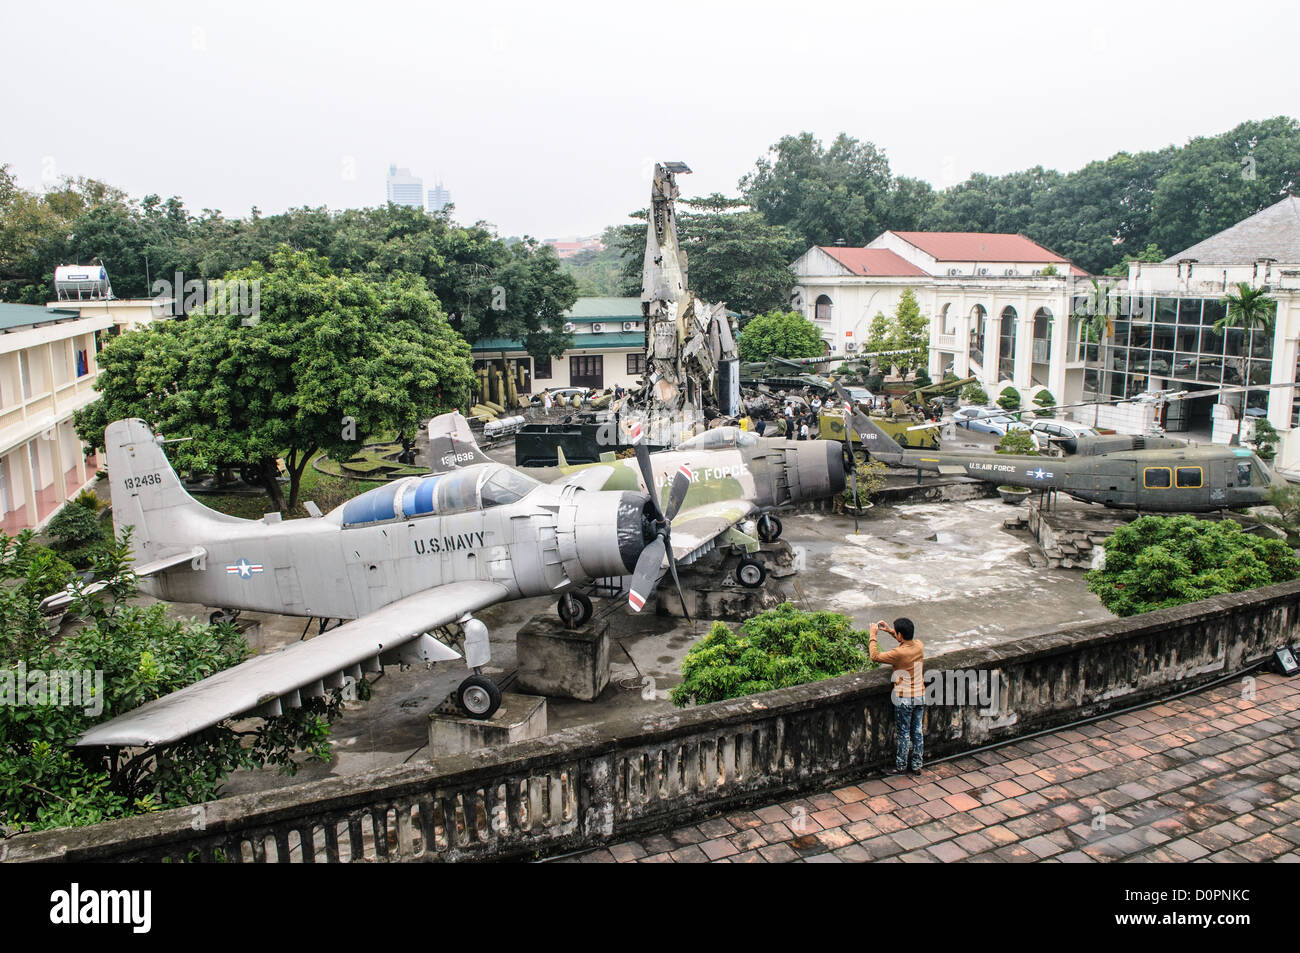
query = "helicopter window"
(1143, 467, 1172, 489)
(435, 469, 483, 514)
(481, 468, 540, 507)
(1237, 462, 1253, 486)
(1175, 467, 1202, 489)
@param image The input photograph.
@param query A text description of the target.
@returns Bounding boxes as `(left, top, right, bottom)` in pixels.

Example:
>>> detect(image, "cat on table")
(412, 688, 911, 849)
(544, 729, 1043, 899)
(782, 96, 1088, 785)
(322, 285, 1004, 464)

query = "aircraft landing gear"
(557, 591, 593, 628)
(736, 556, 767, 588)
(456, 673, 502, 719)
(757, 514, 783, 543)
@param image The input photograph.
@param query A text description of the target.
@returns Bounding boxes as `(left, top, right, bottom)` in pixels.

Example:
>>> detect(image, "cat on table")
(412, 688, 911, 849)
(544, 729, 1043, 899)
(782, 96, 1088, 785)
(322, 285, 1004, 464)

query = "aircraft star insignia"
(225, 559, 264, 578)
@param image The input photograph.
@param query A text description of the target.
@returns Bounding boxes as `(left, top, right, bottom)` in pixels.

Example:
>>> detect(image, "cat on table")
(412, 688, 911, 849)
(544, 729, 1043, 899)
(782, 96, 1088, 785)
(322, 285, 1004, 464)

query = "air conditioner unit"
(622, 321, 636, 332)
(978, 267, 991, 276)
(947, 268, 962, 276)
(563, 322, 576, 333)
(1004, 268, 1018, 276)
(845, 341, 858, 353)
(1031, 268, 1042, 276)
(591, 323, 605, 333)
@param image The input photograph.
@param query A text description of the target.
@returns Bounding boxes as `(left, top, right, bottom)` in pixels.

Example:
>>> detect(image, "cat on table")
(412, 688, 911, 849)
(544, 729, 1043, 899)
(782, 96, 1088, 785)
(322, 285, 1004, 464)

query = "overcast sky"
(3, 0, 1296, 239)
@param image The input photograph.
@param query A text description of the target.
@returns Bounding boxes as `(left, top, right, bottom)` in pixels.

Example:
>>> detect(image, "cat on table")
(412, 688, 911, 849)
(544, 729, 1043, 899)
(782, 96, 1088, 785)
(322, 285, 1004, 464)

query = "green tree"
(1215, 282, 1277, 434)
(739, 132, 897, 248)
(1032, 389, 1055, 409)
(0, 529, 341, 832)
(1085, 515, 1300, 617)
(997, 429, 1038, 455)
(671, 602, 876, 707)
(1250, 418, 1279, 463)
(997, 386, 1021, 412)
(76, 249, 476, 513)
(961, 382, 988, 404)
(738, 309, 825, 362)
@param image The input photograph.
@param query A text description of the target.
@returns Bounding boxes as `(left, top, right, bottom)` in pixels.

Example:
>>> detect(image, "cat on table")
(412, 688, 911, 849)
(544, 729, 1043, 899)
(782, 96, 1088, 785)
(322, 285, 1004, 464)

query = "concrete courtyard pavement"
(562, 672, 1300, 863)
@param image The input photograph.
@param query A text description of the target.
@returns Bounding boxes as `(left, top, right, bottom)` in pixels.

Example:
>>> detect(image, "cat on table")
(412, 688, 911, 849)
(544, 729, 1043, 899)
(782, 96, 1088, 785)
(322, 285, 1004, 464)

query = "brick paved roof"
(568, 673, 1300, 863)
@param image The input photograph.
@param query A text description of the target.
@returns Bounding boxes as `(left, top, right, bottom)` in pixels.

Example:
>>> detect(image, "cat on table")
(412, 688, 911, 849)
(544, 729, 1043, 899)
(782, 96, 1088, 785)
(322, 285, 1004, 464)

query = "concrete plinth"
(516, 615, 610, 701)
(428, 692, 548, 756)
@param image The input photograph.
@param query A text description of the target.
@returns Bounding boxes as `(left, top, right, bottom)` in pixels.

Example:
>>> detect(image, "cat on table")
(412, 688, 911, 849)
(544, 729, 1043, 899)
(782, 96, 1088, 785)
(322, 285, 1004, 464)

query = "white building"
(0, 298, 165, 533)
(386, 164, 424, 209)
(791, 232, 1097, 406)
(471, 296, 647, 397)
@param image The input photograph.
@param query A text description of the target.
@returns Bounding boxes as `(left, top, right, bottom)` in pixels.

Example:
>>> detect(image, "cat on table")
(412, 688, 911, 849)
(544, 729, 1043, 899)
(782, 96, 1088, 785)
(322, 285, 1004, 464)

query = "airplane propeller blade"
(627, 442, 692, 619)
(665, 464, 692, 521)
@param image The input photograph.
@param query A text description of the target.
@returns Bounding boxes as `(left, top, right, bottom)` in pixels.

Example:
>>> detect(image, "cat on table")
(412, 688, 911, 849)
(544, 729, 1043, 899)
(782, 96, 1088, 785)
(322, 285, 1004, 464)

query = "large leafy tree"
(75, 249, 476, 513)
(739, 132, 904, 249)
(864, 288, 929, 372)
(737, 309, 825, 362)
(1086, 515, 1299, 617)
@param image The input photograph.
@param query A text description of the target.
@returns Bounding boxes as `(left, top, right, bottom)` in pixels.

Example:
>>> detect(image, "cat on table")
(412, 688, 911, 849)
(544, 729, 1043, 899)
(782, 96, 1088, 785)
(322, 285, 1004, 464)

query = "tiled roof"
(817, 247, 929, 277)
(1167, 195, 1300, 264)
(890, 231, 1071, 263)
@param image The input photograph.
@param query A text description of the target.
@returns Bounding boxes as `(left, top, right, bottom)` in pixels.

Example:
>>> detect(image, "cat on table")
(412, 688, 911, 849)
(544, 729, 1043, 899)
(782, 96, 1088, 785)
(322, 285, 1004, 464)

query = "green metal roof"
(0, 303, 82, 332)
(471, 330, 644, 353)
(563, 296, 642, 319)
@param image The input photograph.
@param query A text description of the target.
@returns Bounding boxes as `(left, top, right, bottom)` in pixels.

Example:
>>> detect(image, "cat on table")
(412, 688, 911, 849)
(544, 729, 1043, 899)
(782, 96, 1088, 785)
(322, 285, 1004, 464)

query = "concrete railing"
(5, 578, 1298, 863)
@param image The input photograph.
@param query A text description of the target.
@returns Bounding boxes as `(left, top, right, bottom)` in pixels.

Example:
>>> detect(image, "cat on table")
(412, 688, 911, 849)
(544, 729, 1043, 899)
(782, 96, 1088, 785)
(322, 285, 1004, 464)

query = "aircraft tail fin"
(427, 412, 494, 474)
(848, 409, 907, 464)
(105, 418, 242, 566)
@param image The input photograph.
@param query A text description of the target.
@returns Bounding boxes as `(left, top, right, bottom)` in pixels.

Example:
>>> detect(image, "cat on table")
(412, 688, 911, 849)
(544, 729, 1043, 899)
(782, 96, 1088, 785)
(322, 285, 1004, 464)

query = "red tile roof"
(817, 247, 929, 277)
(890, 231, 1069, 263)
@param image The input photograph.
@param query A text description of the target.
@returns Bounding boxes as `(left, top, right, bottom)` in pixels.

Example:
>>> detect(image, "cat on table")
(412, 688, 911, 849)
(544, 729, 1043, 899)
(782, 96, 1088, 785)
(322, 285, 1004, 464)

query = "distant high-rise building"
(386, 164, 424, 209)
(428, 183, 452, 213)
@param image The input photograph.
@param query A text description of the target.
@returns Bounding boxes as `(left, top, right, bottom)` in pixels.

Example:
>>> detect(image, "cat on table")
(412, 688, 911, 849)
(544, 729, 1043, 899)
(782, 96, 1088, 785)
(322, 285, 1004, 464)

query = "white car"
(1028, 420, 1099, 452)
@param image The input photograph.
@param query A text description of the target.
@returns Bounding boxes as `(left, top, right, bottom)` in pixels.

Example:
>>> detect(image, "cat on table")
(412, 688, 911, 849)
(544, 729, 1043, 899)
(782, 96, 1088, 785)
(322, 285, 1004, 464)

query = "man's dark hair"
(894, 618, 915, 641)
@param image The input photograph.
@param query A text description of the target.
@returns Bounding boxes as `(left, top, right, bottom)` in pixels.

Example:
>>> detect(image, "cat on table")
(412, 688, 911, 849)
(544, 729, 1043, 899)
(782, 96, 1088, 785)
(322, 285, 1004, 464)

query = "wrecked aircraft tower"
(633, 162, 740, 444)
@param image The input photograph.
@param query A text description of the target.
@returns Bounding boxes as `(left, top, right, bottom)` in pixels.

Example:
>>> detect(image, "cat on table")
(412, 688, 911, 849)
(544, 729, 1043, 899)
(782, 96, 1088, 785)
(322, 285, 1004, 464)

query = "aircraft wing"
(669, 499, 757, 565)
(77, 579, 510, 747)
(554, 464, 615, 491)
(39, 546, 207, 614)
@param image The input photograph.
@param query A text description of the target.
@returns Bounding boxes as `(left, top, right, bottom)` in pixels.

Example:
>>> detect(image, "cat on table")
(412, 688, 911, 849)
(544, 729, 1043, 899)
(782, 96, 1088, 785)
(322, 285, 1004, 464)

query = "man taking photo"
(869, 618, 924, 775)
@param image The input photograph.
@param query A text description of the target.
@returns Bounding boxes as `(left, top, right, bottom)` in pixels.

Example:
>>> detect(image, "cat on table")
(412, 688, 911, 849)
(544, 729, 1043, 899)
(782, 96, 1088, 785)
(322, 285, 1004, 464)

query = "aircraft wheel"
(853, 447, 869, 465)
(557, 591, 593, 627)
(457, 675, 502, 719)
(736, 557, 767, 589)
(757, 514, 783, 543)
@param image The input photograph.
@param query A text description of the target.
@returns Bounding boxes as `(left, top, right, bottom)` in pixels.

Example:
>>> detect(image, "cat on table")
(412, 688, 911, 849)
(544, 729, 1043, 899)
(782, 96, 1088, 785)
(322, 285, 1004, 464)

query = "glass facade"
(1085, 293, 1275, 432)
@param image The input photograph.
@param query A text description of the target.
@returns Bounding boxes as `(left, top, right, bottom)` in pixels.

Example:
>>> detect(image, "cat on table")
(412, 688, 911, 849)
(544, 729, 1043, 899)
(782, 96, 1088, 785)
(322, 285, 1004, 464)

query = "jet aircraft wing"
(77, 579, 511, 747)
(668, 499, 757, 565)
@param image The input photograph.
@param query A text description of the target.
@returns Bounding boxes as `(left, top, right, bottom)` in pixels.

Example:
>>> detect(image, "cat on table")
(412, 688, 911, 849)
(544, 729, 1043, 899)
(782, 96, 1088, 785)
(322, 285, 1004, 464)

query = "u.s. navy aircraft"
(70, 415, 661, 746)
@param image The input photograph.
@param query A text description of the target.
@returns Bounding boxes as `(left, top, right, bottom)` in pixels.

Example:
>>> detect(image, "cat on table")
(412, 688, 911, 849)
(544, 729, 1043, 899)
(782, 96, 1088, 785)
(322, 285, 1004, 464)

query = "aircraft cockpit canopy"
(341, 465, 540, 528)
(677, 427, 758, 452)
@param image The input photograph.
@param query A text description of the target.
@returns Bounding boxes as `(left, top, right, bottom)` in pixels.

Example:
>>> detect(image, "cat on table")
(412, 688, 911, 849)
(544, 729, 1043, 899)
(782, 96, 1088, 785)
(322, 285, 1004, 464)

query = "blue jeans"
(894, 698, 924, 770)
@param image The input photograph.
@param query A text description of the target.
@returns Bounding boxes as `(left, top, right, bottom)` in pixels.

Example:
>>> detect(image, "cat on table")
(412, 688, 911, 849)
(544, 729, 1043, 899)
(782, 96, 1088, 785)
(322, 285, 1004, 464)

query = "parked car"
(954, 410, 1042, 448)
(1028, 419, 1099, 453)
(530, 386, 591, 406)
(952, 406, 1001, 427)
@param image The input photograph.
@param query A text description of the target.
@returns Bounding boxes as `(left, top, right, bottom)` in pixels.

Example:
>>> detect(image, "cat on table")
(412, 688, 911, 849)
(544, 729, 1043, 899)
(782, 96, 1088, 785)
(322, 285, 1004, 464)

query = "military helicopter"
(59, 414, 692, 745)
(839, 385, 1287, 512)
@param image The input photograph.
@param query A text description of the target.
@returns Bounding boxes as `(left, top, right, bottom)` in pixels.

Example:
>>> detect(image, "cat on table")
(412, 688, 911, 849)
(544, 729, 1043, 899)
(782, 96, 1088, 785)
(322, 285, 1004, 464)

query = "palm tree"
(1214, 282, 1276, 438)
(1073, 278, 1115, 426)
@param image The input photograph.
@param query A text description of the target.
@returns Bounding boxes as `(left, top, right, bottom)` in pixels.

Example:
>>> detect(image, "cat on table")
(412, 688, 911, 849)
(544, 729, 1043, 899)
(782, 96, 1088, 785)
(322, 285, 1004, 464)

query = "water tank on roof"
(54, 264, 112, 301)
